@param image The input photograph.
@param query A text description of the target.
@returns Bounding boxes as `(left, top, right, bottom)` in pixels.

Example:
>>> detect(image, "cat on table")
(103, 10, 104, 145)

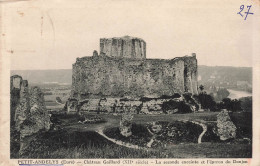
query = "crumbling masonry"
(68, 36, 199, 113)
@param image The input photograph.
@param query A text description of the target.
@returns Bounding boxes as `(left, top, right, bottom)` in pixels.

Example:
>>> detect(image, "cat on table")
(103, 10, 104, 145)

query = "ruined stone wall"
(183, 53, 198, 94)
(10, 75, 51, 136)
(10, 75, 25, 125)
(78, 95, 198, 114)
(100, 36, 146, 59)
(72, 54, 198, 99)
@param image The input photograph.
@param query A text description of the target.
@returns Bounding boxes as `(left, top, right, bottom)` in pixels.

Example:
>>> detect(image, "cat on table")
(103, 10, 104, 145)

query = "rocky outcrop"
(70, 93, 200, 114)
(146, 121, 203, 147)
(10, 75, 51, 155)
(119, 112, 133, 137)
(19, 87, 51, 138)
(72, 36, 198, 99)
(14, 81, 30, 131)
(75, 97, 197, 118)
(10, 75, 28, 125)
(150, 122, 163, 134)
(216, 110, 237, 141)
(100, 36, 146, 59)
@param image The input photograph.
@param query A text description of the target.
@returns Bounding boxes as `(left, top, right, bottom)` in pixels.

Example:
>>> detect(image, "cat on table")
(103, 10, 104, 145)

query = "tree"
(239, 96, 252, 112)
(195, 92, 216, 111)
(161, 100, 193, 114)
(221, 98, 232, 110)
(230, 99, 242, 112)
(219, 98, 242, 112)
(199, 85, 204, 93)
(215, 88, 230, 101)
(161, 100, 179, 113)
(178, 101, 193, 114)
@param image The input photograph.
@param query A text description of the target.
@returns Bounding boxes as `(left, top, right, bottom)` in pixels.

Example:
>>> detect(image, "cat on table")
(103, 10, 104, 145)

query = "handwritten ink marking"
(237, 5, 244, 17)
(237, 4, 254, 20)
(244, 5, 253, 20)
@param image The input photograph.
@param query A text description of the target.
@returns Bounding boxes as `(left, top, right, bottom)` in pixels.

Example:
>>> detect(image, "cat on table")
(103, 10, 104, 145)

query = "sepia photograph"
(1, 0, 260, 164)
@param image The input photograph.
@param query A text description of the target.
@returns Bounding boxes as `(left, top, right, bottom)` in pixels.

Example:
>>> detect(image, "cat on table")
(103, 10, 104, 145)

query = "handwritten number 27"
(238, 5, 254, 20)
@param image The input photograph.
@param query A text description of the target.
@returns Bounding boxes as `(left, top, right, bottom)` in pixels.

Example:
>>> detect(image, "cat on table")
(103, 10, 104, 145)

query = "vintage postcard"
(1, 0, 260, 165)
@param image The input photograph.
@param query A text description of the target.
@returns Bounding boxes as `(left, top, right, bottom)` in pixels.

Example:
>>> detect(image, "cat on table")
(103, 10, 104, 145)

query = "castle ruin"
(68, 36, 199, 113)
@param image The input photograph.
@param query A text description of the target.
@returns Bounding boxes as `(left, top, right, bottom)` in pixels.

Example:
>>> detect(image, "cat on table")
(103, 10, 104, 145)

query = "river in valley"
(227, 89, 252, 99)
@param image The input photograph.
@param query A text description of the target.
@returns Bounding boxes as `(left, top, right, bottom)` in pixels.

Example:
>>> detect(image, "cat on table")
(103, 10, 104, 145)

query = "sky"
(2, 0, 260, 70)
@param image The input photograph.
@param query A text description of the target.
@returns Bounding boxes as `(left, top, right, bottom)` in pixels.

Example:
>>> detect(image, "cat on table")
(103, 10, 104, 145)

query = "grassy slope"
(14, 112, 252, 158)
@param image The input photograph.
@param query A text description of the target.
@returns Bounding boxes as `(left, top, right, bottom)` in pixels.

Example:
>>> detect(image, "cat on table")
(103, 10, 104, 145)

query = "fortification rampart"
(72, 42, 198, 100)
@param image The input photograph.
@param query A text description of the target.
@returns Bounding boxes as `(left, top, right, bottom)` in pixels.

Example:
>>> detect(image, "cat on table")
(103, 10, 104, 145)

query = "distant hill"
(11, 69, 72, 84)
(198, 65, 252, 92)
(11, 66, 252, 87)
(198, 65, 252, 83)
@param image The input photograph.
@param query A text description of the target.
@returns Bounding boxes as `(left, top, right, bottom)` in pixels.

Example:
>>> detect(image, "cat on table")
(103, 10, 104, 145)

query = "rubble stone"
(119, 111, 133, 137)
(216, 110, 237, 141)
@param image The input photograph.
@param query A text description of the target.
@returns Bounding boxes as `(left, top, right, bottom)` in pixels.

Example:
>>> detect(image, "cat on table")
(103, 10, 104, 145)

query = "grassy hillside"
(11, 112, 252, 158)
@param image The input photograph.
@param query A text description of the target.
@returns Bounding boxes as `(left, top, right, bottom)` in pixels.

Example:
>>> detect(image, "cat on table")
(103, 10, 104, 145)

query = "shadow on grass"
(12, 129, 173, 158)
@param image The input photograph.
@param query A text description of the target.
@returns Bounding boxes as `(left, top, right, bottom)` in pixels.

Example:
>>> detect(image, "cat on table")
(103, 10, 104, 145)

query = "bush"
(178, 101, 193, 113)
(218, 98, 242, 112)
(161, 100, 179, 113)
(215, 88, 230, 101)
(161, 100, 193, 114)
(194, 92, 216, 111)
(239, 97, 252, 112)
(160, 93, 181, 99)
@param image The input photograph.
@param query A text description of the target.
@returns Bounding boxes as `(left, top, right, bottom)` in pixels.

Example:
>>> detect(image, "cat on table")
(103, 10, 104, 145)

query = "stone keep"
(100, 36, 146, 59)
(72, 36, 198, 100)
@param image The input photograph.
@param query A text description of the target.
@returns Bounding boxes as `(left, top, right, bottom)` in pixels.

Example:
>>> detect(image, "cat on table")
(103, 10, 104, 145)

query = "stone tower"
(100, 36, 146, 59)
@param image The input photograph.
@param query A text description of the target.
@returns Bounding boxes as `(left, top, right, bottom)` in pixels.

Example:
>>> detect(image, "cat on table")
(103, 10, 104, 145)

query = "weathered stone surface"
(10, 75, 24, 125)
(73, 93, 200, 115)
(72, 53, 198, 99)
(100, 36, 146, 59)
(119, 111, 133, 137)
(10, 75, 51, 137)
(11, 75, 23, 90)
(147, 121, 202, 147)
(70, 36, 198, 114)
(216, 110, 237, 141)
(65, 98, 79, 113)
(14, 84, 30, 131)
(93, 50, 98, 56)
(150, 122, 162, 134)
(183, 53, 198, 94)
(10, 75, 51, 155)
